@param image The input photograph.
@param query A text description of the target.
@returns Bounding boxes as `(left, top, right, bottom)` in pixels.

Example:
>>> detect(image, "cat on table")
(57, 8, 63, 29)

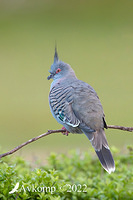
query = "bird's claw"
(61, 127, 69, 136)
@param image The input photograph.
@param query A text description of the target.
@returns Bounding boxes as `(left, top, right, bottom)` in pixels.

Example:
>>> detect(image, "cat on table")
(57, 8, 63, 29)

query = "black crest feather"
(54, 45, 59, 63)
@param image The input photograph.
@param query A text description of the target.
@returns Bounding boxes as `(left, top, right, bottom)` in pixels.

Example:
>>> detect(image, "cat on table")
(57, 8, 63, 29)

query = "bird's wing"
(70, 82, 115, 173)
(49, 85, 80, 127)
(71, 81, 105, 131)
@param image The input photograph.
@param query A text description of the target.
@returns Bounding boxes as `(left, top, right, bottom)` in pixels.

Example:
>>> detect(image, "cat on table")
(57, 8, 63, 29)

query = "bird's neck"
(50, 73, 77, 90)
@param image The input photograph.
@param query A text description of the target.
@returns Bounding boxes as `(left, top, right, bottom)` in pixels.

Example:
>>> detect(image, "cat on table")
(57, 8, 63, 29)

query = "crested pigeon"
(47, 48, 115, 174)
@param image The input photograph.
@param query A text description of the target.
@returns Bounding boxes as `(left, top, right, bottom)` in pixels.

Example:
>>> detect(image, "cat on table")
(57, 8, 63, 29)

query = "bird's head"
(47, 48, 76, 81)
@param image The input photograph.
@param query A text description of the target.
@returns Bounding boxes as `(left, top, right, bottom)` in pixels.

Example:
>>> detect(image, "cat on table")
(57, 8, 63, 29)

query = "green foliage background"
(0, 147, 133, 199)
(0, 0, 133, 158)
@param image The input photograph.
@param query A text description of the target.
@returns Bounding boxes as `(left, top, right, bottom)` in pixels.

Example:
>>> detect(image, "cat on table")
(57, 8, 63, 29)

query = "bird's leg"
(61, 127, 69, 136)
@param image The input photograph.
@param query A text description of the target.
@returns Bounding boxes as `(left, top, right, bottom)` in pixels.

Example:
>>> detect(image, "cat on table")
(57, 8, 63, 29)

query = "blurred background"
(0, 0, 133, 162)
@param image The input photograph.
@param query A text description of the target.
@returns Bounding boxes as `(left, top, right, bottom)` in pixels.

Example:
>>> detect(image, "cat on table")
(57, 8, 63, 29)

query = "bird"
(47, 48, 115, 174)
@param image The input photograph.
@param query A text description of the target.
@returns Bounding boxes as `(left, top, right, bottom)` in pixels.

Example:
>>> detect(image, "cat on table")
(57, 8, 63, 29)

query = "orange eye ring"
(56, 68, 61, 74)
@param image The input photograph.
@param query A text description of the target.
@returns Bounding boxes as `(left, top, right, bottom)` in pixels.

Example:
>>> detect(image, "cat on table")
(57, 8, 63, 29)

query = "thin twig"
(107, 125, 133, 132)
(0, 129, 65, 159)
(0, 126, 133, 159)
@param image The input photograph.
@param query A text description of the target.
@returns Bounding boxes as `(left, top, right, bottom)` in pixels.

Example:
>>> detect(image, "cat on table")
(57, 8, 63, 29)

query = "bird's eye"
(56, 68, 61, 74)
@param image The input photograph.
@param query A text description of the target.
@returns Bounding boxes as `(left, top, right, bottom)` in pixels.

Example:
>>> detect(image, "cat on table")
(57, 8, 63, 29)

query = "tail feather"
(84, 128, 115, 174)
(95, 145, 115, 174)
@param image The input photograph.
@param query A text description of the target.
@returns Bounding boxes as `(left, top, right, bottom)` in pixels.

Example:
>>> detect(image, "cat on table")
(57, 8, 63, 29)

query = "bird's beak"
(47, 73, 53, 80)
(47, 71, 55, 80)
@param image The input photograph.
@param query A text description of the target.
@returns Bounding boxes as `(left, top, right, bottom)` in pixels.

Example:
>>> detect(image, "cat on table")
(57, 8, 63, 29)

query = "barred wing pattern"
(49, 86, 80, 127)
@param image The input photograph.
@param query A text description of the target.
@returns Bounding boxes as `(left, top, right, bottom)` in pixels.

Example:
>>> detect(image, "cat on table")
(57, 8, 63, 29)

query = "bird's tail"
(84, 129, 115, 174)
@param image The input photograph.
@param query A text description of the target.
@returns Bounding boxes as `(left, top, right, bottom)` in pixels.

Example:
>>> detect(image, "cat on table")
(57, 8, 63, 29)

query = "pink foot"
(61, 127, 69, 136)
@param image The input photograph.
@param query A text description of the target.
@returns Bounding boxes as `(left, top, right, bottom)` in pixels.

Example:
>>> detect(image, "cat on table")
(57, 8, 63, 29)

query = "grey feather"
(49, 85, 80, 127)
(95, 145, 115, 174)
(54, 47, 59, 63)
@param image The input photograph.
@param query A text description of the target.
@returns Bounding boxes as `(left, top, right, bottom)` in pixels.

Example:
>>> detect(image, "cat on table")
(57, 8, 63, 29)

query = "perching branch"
(107, 125, 133, 132)
(0, 129, 65, 159)
(0, 125, 133, 159)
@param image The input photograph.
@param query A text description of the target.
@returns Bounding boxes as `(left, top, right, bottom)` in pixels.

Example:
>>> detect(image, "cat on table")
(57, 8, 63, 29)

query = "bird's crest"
(54, 45, 59, 63)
